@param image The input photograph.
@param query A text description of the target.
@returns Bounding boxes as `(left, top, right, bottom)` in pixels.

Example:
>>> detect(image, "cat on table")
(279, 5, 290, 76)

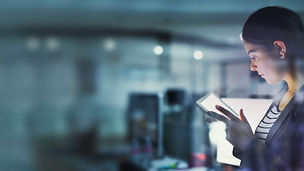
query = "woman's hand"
(207, 105, 255, 151)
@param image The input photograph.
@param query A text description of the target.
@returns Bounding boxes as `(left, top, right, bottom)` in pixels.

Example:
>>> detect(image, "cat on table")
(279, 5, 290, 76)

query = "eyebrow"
(247, 49, 257, 55)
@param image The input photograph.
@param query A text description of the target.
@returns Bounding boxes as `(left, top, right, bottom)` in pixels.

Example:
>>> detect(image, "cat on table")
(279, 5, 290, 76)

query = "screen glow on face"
(198, 93, 238, 117)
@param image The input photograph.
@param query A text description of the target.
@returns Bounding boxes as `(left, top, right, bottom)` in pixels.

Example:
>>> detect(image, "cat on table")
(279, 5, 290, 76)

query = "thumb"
(240, 109, 248, 124)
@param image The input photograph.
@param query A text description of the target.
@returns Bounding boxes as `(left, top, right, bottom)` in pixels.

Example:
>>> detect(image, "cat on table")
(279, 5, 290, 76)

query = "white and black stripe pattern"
(255, 102, 281, 143)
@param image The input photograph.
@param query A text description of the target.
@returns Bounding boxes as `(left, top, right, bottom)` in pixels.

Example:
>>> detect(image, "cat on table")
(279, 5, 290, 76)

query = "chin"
(266, 81, 276, 85)
(265, 78, 280, 85)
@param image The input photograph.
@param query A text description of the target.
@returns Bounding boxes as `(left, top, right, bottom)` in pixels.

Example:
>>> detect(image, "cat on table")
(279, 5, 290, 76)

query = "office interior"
(0, 1, 303, 170)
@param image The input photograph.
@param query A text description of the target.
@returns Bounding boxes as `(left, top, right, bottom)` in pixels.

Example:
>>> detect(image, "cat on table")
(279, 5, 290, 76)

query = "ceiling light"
(26, 37, 40, 51)
(193, 50, 204, 60)
(103, 38, 116, 51)
(154, 45, 163, 55)
(46, 36, 60, 51)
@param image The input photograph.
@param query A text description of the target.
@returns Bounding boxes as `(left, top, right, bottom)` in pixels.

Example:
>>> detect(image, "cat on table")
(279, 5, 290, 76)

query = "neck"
(282, 70, 304, 92)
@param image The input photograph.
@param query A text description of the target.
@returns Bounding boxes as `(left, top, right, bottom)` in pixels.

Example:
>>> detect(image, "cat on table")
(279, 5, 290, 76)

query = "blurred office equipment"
(123, 89, 213, 170)
(163, 89, 212, 167)
(126, 92, 163, 162)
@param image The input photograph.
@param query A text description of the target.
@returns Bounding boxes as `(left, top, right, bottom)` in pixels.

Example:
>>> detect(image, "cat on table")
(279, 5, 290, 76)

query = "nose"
(250, 61, 257, 71)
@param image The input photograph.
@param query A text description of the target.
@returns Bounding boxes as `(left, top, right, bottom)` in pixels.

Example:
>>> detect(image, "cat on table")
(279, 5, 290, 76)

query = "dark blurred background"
(0, 0, 303, 170)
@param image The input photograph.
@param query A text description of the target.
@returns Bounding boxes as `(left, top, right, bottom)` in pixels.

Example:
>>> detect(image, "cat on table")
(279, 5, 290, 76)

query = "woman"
(207, 6, 304, 170)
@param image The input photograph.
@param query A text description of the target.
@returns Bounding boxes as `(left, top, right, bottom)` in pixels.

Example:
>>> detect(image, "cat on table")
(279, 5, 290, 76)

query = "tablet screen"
(196, 92, 239, 117)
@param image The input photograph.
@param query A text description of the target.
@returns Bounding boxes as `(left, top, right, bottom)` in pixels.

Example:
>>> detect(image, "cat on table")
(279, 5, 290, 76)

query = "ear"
(273, 40, 286, 59)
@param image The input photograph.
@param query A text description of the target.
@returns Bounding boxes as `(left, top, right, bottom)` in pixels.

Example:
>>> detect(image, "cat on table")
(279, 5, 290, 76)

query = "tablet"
(196, 91, 239, 118)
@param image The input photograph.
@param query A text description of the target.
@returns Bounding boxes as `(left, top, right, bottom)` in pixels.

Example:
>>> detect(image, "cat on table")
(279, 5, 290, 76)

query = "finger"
(205, 117, 217, 123)
(216, 105, 239, 121)
(239, 109, 253, 135)
(240, 109, 249, 124)
(207, 111, 229, 124)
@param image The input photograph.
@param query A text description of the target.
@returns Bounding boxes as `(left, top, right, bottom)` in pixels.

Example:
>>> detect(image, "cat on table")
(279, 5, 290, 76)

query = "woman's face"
(243, 41, 283, 84)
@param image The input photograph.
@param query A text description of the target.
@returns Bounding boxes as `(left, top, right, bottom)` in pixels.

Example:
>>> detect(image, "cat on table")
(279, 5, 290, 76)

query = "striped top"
(255, 101, 282, 143)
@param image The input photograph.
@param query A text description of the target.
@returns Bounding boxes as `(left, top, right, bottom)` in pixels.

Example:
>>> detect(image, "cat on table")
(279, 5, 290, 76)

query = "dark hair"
(242, 6, 304, 59)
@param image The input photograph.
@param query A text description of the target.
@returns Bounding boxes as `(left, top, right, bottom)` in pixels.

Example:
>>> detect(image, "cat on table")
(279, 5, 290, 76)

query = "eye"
(250, 56, 258, 60)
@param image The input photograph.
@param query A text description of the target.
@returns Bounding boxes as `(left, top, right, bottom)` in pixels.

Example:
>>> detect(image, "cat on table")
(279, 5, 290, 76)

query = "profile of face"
(243, 41, 284, 85)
